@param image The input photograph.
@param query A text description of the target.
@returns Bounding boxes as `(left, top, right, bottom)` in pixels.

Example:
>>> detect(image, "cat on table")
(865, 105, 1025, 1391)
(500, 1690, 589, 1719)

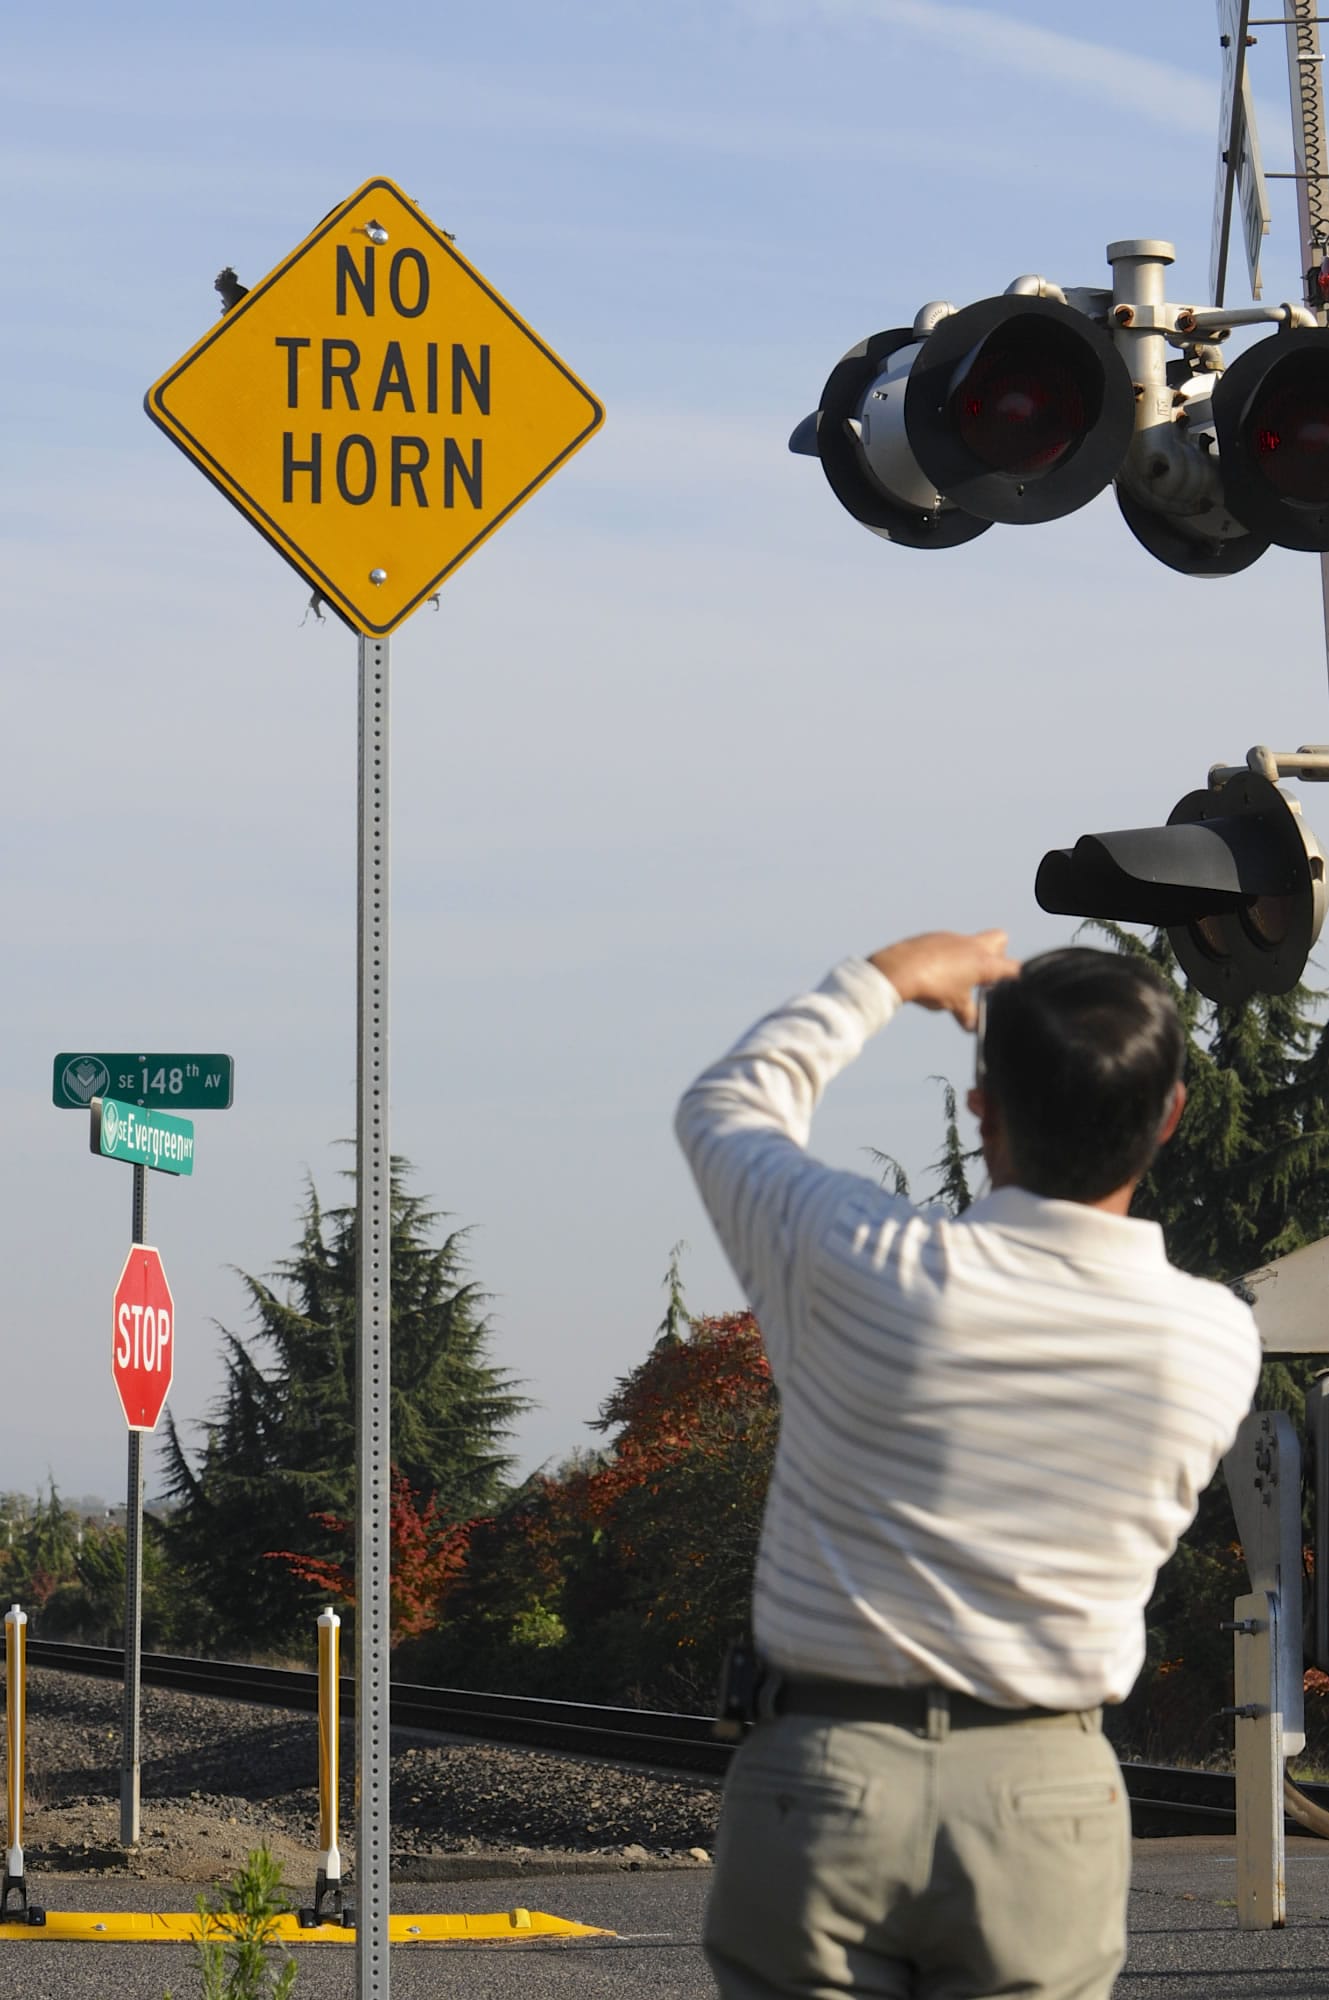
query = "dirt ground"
(24, 1798, 320, 1885)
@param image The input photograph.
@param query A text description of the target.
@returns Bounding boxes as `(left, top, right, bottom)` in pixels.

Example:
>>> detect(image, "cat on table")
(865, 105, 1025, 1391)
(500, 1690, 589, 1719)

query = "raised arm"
(675, 931, 1018, 1368)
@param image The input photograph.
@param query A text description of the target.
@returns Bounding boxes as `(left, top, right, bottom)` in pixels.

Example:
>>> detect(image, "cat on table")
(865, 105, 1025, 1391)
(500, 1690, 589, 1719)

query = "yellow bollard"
(3, 1605, 43, 1925)
(5, 1605, 23, 1885)
(318, 1607, 342, 1887)
(299, 1607, 350, 1928)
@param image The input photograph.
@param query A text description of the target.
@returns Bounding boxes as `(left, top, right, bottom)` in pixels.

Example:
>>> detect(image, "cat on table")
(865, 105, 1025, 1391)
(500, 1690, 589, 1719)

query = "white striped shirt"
(675, 956, 1262, 1709)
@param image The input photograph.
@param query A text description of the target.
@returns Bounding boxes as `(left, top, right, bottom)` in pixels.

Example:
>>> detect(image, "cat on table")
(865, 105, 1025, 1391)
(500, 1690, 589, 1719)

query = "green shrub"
(165, 1845, 296, 2000)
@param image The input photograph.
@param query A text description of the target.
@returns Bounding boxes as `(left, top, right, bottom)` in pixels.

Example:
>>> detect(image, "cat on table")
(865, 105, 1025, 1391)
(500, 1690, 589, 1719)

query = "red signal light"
(1213, 328, 1329, 550)
(948, 325, 1097, 478)
(902, 293, 1135, 527)
(1251, 373, 1329, 503)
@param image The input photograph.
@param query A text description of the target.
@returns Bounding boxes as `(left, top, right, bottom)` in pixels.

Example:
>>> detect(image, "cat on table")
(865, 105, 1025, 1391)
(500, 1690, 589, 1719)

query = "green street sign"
(91, 1097, 196, 1177)
(53, 1052, 233, 1111)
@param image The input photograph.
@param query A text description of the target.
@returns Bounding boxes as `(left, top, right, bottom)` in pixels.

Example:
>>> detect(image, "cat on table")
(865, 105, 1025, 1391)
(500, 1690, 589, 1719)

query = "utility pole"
(1277, 1, 1329, 661)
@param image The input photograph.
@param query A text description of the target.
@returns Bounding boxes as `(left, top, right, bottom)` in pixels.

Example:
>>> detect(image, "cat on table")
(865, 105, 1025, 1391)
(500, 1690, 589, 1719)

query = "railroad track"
(24, 1640, 1328, 1836)
(25, 1639, 731, 1773)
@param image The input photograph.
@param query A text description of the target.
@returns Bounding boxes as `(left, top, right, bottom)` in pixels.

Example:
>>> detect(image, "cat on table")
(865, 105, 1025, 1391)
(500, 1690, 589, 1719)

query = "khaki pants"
(703, 1708, 1129, 2000)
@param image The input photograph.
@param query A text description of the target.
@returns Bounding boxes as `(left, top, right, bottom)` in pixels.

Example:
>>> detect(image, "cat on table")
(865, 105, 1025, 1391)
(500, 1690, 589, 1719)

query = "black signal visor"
(1035, 817, 1278, 927)
(905, 296, 1135, 526)
(1214, 329, 1329, 551)
(1035, 771, 1325, 1005)
(814, 326, 991, 551)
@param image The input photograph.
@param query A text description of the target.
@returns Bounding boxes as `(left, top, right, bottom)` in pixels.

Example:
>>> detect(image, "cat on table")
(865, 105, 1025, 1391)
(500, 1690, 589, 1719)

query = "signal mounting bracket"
(1209, 743, 1329, 784)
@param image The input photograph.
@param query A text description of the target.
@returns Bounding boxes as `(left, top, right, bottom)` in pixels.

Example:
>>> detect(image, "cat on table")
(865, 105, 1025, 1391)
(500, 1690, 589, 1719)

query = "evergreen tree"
(920, 926, 1329, 1760)
(1106, 926, 1329, 1291)
(1098, 929, 1329, 1759)
(161, 1158, 526, 1654)
(0, 1483, 80, 1617)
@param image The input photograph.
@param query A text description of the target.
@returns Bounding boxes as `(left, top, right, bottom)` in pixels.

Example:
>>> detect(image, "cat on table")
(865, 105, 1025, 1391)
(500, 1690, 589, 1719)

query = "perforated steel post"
(120, 1161, 147, 1848)
(356, 633, 392, 1998)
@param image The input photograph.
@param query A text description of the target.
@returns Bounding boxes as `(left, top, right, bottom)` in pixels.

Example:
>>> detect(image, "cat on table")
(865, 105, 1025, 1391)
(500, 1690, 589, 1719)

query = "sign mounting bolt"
(363, 219, 389, 244)
(369, 568, 388, 586)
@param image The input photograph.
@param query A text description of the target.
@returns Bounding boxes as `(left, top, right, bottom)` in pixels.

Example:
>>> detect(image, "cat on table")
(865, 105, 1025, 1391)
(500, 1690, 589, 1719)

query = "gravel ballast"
(9, 1667, 722, 1884)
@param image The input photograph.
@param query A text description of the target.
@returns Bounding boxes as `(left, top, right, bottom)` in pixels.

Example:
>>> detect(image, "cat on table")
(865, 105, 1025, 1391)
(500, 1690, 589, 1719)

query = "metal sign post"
(66, 1061, 224, 1849)
(122, 1162, 147, 1848)
(90, 1149, 185, 1847)
(144, 176, 603, 1998)
(356, 631, 392, 1996)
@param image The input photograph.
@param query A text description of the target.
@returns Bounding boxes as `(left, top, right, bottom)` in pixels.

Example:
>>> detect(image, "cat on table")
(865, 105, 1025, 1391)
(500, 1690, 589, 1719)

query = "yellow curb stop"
(0, 1907, 612, 1944)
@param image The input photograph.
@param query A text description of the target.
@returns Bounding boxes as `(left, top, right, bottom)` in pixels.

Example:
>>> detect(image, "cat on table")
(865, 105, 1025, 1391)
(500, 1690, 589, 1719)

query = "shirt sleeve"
(674, 956, 903, 1372)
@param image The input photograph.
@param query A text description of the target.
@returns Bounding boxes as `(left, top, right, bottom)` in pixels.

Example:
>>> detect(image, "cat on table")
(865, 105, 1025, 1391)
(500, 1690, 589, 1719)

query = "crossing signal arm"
(1034, 748, 1328, 1003)
(793, 240, 1329, 576)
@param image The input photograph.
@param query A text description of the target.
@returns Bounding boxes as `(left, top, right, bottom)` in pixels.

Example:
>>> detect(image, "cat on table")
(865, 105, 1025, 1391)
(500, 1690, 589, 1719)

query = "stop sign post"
(60, 1058, 226, 1851)
(112, 1246, 174, 1432)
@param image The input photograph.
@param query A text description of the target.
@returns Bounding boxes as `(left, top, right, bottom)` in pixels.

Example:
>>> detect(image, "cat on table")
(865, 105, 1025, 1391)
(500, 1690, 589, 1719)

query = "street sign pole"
(70, 1072, 201, 1853)
(144, 179, 603, 2000)
(121, 1162, 146, 1850)
(356, 632, 392, 1999)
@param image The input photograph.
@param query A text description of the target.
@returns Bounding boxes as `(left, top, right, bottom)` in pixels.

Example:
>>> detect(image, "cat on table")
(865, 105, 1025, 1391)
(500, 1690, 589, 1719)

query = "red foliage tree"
(560, 1310, 777, 1702)
(268, 1468, 474, 1645)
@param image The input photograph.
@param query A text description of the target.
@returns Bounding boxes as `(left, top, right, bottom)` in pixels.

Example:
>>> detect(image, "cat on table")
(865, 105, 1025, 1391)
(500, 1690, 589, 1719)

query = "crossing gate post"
(1224, 1410, 1304, 1928)
(1229, 1590, 1286, 1927)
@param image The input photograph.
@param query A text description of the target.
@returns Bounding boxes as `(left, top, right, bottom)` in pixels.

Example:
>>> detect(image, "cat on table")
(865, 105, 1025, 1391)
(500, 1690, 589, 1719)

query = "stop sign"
(112, 1245, 175, 1431)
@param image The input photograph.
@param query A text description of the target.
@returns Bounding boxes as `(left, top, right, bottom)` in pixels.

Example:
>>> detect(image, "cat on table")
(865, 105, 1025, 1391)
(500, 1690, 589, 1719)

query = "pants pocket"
(1008, 1774, 1124, 1839)
(705, 1732, 892, 1998)
(723, 1757, 868, 1825)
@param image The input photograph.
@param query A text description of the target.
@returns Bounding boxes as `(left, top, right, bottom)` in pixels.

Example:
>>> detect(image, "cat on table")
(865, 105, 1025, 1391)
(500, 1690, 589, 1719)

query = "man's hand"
(868, 931, 1020, 1031)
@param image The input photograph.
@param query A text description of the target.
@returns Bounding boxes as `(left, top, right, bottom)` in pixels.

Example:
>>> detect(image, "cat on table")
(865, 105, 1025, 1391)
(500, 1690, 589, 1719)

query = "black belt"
(765, 1676, 1088, 1734)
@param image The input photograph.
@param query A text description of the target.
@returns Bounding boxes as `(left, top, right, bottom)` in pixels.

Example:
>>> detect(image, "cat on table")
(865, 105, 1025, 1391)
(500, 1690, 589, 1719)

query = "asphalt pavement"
(7, 1841, 1329, 1999)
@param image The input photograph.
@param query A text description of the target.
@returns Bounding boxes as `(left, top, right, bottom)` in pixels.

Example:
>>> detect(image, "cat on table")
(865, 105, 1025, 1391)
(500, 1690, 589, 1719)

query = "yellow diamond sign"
(145, 177, 604, 635)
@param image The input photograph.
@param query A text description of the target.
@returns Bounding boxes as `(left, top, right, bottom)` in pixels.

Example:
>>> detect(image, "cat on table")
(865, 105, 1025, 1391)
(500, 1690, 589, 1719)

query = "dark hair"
(980, 948, 1184, 1202)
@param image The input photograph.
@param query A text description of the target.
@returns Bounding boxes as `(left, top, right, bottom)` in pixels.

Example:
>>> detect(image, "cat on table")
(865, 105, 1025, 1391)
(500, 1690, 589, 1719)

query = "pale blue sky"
(5, 1, 1326, 1507)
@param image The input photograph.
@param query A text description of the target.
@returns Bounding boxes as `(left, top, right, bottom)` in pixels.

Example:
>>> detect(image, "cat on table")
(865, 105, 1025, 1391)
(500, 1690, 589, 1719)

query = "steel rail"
(23, 1640, 1329, 1832)
(24, 1640, 732, 1772)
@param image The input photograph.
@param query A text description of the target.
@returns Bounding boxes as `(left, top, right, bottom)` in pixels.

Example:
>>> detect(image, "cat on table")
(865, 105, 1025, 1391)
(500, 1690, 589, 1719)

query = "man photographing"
(676, 931, 1261, 2000)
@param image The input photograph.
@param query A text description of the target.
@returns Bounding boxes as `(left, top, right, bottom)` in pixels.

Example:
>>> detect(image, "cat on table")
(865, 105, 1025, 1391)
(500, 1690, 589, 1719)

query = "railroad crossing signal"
(1212, 330, 1329, 551)
(791, 295, 1134, 551)
(1035, 757, 1328, 1003)
(145, 175, 604, 636)
(111, 1245, 175, 1433)
(791, 243, 1329, 577)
